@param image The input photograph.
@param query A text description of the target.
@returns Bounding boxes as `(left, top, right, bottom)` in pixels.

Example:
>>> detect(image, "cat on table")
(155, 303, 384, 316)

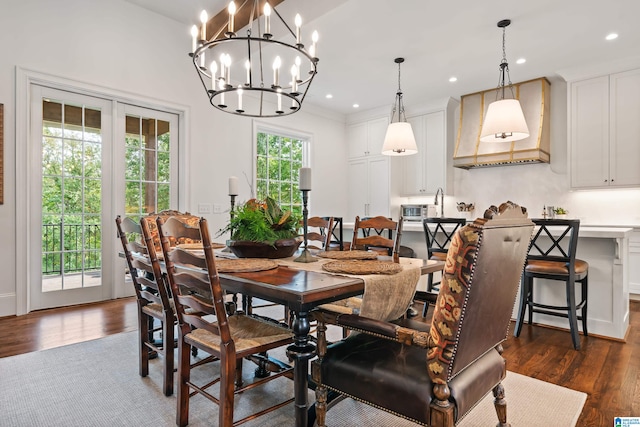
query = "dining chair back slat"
(156, 215, 295, 427)
(115, 214, 176, 396)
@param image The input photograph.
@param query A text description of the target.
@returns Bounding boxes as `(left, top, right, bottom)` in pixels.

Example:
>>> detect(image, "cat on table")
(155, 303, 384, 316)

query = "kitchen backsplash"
(405, 162, 640, 227)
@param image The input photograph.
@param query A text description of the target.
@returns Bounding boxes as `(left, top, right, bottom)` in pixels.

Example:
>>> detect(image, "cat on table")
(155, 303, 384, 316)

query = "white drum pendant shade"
(480, 98, 529, 142)
(381, 122, 418, 156)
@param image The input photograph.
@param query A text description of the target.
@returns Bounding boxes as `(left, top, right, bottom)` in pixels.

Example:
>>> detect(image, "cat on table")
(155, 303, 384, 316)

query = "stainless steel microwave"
(401, 204, 429, 221)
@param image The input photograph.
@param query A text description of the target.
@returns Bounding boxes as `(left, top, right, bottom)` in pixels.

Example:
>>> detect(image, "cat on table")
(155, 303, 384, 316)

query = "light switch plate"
(213, 204, 222, 214)
(198, 203, 212, 214)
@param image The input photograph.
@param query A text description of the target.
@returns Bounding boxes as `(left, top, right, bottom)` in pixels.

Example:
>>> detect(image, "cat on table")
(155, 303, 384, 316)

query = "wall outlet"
(198, 203, 212, 214)
(213, 204, 223, 214)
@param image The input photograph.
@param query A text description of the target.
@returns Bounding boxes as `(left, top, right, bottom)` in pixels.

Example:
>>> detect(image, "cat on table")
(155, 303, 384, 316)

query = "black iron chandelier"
(189, 0, 319, 118)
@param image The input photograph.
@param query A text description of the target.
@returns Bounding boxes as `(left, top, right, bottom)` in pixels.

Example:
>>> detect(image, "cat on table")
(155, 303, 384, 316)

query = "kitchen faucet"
(434, 187, 444, 217)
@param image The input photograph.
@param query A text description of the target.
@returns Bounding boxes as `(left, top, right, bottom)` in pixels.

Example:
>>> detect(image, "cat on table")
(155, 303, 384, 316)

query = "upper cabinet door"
(423, 111, 445, 194)
(346, 122, 368, 159)
(366, 117, 389, 156)
(346, 117, 389, 159)
(610, 69, 640, 187)
(570, 76, 610, 188)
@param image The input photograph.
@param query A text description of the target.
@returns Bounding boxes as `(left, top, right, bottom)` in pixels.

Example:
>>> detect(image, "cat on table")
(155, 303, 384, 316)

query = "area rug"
(0, 331, 586, 426)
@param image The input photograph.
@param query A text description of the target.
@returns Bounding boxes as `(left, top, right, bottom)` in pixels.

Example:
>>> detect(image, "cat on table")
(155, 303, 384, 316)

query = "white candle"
(224, 54, 231, 83)
(210, 60, 217, 88)
(311, 31, 319, 57)
(277, 89, 282, 111)
(237, 86, 243, 110)
(273, 56, 281, 87)
(295, 14, 302, 44)
(219, 53, 226, 84)
(290, 65, 298, 93)
(191, 25, 198, 52)
(228, 1, 236, 33)
(295, 56, 301, 81)
(299, 167, 311, 191)
(228, 176, 239, 196)
(264, 3, 271, 35)
(200, 10, 208, 40)
(245, 60, 250, 85)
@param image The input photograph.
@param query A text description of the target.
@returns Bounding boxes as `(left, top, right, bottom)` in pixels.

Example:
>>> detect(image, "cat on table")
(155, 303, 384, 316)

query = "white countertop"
(344, 220, 635, 239)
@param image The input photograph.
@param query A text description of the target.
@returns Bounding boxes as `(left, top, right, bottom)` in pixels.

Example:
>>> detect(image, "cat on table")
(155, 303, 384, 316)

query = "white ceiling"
(125, 0, 640, 116)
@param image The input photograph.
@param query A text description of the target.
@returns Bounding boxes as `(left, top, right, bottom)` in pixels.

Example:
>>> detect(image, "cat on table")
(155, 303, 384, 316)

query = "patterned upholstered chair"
(310, 202, 533, 427)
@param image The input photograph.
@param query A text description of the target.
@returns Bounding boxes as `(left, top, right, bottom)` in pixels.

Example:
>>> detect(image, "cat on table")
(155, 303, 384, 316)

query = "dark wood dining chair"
(157, 216, 294, 427)
(306, 216, 334, 250)
(310, 202, 534, 427)
(416, 217, 467, 316)
(351, 215, 403, 262)
(115, 215, 176, 396)
(514, 218, 589, 350)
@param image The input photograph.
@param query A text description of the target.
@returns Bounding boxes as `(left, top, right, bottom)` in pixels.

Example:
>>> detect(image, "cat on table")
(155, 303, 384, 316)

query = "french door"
(29, 86, 179, 310)
(30, 87, 113, 310)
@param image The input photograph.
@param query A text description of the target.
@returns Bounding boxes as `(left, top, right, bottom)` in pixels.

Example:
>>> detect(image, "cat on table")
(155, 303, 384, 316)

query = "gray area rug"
(0, 331, 586, 426)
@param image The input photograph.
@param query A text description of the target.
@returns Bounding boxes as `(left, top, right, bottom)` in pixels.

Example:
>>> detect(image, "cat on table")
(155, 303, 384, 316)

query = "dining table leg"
(286, 309, 316, 427)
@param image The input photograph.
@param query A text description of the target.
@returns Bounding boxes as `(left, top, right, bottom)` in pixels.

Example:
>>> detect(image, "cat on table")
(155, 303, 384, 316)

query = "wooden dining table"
(217, 256, 445, 427)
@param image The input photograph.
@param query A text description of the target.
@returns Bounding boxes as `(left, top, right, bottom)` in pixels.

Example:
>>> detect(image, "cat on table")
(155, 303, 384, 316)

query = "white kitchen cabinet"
(630, 231, 640, 295)
(570, 69, 640, 188)
(347, 156, 390, 220)
(346, 117, 389, 159)
(402, 111, 446, 195)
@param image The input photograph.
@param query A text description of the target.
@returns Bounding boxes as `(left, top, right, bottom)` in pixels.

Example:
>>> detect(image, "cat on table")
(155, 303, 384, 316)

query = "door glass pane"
(41, 99, 102, 292)
(125, 115, 172, 216)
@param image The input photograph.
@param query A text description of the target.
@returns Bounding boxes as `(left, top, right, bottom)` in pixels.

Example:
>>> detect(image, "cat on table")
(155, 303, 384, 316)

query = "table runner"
(275, 256, 420, 321)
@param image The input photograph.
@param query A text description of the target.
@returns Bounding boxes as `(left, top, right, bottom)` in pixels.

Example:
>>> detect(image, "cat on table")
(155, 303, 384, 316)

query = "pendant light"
(381, 58, 418, 156)
(480, 19, 529, 143)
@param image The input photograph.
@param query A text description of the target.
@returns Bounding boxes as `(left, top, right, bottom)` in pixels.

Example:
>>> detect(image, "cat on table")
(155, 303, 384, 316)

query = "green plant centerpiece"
(218, 197, 303, 258)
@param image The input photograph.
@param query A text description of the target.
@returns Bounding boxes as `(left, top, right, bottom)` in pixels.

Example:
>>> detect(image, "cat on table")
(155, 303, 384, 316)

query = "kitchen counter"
(344, 220, 632, 341)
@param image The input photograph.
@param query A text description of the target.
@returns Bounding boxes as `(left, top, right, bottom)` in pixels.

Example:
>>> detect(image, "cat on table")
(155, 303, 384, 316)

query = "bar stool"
(514, 218, 589, 350)
(415, 217, 466, 316)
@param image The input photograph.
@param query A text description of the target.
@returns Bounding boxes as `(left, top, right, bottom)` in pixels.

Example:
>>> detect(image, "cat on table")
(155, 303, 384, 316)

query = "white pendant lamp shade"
(381, 122, 418, 156)
(480, 98, 529, 142)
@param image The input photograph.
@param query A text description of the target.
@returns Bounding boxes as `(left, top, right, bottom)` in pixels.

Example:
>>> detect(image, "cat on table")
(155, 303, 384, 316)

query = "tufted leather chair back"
(427, 202, 534, 383)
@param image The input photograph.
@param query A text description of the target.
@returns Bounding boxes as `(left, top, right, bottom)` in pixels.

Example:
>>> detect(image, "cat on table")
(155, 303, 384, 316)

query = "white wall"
(0, 0, 347, 316)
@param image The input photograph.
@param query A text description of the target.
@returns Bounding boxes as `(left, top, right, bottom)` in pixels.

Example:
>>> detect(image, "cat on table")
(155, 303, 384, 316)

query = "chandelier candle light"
(480, 19, 529, 143)
(295, 167, 316, 263)
(190, 0, 319, 118)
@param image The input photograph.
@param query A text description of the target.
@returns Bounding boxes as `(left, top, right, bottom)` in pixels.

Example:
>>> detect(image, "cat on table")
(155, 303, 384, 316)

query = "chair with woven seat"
(310, 202, 534, 427)
(415, 217, 467, 316)
(514, 218, 589, 350)
(116, 215, 176, 396)
(351, 215, 403, 262)
(157, 216, 294, 427)
(305, 216, 334, 250)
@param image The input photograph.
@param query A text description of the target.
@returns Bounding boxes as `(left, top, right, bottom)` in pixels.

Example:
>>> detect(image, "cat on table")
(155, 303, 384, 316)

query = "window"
(255, 129, 309, 216)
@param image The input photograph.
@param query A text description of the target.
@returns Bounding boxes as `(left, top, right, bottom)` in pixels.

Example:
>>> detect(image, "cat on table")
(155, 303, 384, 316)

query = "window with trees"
(255, 129, 308, 217)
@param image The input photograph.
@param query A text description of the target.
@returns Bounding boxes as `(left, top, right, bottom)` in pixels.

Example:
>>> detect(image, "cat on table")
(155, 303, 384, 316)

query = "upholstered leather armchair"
(310, 202, 534, 427)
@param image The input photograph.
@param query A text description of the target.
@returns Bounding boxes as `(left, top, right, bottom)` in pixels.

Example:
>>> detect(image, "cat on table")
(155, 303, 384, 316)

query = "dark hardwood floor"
(1, 296, 638, 426)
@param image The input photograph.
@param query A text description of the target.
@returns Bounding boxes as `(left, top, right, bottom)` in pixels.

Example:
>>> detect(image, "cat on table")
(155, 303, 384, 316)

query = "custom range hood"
(453, 77, 551, 169)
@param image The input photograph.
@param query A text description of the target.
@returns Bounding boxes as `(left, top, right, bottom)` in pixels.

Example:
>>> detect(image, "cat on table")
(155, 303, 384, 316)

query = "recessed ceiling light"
(449, 77, 457, 82)
(326, 94, 333, 99)
(606, 33, 618, 41)
(516, 58, 526, 64)
(353, 104, 359, 108)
